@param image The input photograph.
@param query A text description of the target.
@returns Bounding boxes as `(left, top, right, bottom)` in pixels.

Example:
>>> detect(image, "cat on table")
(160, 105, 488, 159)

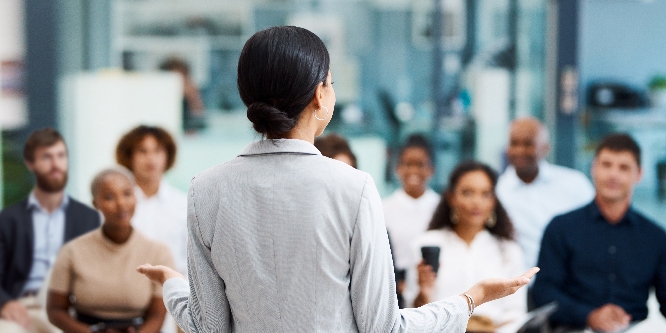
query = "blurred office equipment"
(59, 72, 182, 204)
(112, 0, 252, 111)
(588, 83, 647, 109)
(495, 302, 557, 333)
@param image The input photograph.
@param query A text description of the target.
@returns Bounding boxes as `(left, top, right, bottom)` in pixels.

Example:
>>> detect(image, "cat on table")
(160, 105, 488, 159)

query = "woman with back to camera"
(405, 161, 527, 330)
(137, 26, 538, 332)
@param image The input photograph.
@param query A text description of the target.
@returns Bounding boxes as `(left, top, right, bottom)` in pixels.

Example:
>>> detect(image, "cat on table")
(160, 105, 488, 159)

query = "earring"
(486, 211, 497, 228)
(450, 210, 459, 224)
(314, 106, 329, 121)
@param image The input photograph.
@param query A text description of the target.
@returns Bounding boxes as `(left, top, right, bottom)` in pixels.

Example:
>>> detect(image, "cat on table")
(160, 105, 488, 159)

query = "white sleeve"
(349, 175, 469, 332)
(163, 182, 232, 333)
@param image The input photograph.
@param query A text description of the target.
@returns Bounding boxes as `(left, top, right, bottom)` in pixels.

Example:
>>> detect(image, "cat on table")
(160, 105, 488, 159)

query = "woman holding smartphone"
(137, 26, 537, 333)
(405, 161, 527, 329)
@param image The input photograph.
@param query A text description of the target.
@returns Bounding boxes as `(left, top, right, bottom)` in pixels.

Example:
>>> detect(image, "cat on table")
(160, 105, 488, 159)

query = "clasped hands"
(586, 303, 632, 333)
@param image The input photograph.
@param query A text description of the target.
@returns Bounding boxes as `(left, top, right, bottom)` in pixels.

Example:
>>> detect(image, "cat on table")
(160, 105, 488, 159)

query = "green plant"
(2, 131, 33, 207)
(649, 75, 666, 90)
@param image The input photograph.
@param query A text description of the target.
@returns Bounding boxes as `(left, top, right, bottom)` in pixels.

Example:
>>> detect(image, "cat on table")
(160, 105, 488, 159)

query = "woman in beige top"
(46, 168, 175, 333)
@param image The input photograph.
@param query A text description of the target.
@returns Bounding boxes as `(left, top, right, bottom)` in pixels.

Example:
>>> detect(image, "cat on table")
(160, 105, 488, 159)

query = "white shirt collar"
(504, 160, 554, 189)
(444, 228, 493, 246)
(27, 190, 69, 212)
(134, 181, 171, 202)
(394, 188, 438, 203)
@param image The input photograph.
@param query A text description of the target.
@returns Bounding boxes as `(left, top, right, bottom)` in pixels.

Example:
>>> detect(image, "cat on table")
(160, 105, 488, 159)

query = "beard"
(34, 168, 68, 193)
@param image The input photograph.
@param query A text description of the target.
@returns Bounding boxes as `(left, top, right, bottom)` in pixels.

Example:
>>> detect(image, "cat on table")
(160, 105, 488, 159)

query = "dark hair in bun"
(238, 26, 330, 137)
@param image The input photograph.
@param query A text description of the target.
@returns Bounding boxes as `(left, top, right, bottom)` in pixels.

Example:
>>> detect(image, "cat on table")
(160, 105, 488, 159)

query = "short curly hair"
(115, 125, 177, 172)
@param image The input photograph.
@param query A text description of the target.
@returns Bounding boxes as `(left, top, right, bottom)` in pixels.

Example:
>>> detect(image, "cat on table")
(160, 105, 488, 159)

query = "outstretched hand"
(136, 264, 185, 285)
(464, 267, 539, 307)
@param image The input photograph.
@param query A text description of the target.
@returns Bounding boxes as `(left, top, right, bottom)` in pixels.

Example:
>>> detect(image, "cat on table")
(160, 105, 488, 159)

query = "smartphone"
(421, 246, 441, 274)
(395, 269, 406, 282)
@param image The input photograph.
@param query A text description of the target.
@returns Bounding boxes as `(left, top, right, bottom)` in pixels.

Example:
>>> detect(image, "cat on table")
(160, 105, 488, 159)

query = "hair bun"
(246, 102, 297, 136)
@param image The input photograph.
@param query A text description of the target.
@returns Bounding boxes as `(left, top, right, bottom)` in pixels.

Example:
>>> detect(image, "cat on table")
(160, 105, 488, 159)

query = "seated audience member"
(533, 134, 666, 332)
(314, 133, 357, 168)
(116, 126, 187, 276)
(0, 128, 100, 333)
(497, 117, 594, 270)
(47, 168, 174, 333)
(405, 161, 526, 329)
(383, 134, 439, 272)
(383, 134, 439, 308)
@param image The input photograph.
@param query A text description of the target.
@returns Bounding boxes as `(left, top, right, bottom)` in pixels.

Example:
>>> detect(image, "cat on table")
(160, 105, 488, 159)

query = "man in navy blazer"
(0, 128, 100, 333)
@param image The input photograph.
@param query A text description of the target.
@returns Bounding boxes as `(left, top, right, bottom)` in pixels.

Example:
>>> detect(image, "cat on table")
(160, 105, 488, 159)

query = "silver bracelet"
(463, 293, 475, 317)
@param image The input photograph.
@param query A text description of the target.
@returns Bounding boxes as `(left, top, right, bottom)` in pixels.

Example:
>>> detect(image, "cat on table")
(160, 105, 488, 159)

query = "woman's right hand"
(463, 267, 539, 307)
(136, 264, 185, 285)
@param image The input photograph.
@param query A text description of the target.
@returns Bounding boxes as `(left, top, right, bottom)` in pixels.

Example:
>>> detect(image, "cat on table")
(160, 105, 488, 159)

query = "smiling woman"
(383, 134, 438, 272)
(404, 161, 526, 331)
(46, 168, 175, 333)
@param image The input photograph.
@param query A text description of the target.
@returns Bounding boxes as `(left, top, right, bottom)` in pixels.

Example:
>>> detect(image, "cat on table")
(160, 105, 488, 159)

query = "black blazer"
(0, 196, 100, 308)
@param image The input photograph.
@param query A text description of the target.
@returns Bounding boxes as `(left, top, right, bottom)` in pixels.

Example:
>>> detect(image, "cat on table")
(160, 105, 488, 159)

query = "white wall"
(580, 0, 666, 89)
(59, 72, 182, 204)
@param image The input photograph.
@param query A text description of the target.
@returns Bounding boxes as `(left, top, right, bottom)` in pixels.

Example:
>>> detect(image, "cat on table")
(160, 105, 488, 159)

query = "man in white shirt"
(496, 117, 594, 269)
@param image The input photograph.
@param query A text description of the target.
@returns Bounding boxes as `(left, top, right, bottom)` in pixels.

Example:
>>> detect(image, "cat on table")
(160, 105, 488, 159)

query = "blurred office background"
(1, 0, 666, 224)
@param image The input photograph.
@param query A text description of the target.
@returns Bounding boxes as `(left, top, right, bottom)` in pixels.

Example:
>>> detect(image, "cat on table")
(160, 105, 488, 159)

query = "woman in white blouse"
(116, 126, 188, 276)
(383, 134, 440, 272)
(406, 161, 527, 328)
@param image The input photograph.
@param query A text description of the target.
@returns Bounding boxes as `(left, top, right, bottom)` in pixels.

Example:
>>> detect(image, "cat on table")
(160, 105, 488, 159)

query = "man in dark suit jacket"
(0, 128, 100, 333)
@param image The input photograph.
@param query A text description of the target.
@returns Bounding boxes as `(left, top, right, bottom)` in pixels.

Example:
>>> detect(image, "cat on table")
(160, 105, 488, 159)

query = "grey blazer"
(164, 139, 469, 332)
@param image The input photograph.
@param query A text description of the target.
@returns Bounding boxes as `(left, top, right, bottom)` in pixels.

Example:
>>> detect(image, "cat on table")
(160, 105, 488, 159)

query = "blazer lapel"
(64, 197, 76, 242)
(21, 199, 35, 279)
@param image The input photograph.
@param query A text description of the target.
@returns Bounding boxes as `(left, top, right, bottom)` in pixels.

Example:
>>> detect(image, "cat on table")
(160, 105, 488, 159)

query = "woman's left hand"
(136, 264, 185, 285)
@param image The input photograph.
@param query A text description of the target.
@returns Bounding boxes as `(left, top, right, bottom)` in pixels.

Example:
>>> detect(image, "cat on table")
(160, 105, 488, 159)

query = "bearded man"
(0, 128, 100, 333)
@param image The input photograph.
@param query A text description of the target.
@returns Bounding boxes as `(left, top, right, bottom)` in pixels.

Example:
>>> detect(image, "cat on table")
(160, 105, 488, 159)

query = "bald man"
(496, 117, 595, 270)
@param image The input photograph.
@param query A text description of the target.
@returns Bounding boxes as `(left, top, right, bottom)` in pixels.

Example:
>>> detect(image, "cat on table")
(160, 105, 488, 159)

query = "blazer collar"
(239, 139, 322, 157)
